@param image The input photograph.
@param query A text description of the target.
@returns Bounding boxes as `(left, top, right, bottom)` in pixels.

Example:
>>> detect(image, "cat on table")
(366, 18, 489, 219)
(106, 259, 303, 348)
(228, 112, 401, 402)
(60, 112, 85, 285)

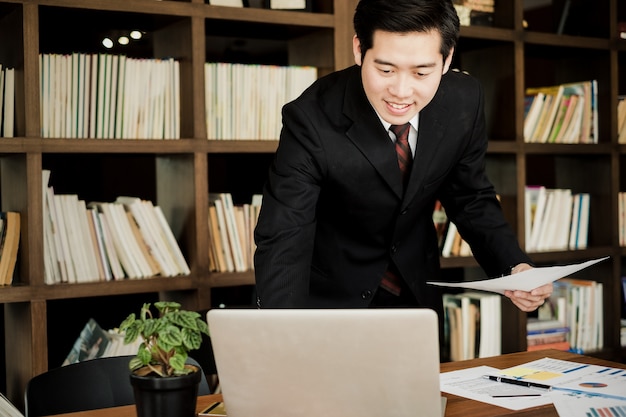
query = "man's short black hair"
(353, 0, 460, 62)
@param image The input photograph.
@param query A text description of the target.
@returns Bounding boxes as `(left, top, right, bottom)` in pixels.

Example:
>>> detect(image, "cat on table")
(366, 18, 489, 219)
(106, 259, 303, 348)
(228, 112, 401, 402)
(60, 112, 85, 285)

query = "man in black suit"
(254, 0, 552, 316)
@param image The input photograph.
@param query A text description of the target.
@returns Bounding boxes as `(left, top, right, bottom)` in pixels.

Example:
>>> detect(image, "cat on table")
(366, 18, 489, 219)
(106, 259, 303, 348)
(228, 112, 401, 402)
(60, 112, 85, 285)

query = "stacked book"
(42, 169, 190, 284)
(524, 186, 590, 252)
(433, 200, 472, 258)
(526, 318, 570, 352)
(204, 62, 317, 140)
(208, 192, 262, 273)
(523, 79, 598, 144)
(529, 277, 604, 353)
(443, 291, 501, 361)
(39, 53, 180, 139)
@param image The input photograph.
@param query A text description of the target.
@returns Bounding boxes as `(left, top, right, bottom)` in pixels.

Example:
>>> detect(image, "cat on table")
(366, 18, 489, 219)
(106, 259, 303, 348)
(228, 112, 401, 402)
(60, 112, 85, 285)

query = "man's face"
(353, 29, 453, 126)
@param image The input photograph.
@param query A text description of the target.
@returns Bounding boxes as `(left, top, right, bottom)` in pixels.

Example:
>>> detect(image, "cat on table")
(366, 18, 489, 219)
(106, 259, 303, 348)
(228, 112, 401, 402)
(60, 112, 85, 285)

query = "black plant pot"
(130, 368, 201, 417)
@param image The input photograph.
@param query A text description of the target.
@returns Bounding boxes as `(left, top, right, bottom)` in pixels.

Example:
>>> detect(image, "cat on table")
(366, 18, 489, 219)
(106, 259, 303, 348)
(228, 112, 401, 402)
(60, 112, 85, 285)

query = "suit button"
(401, 209, 408, 215)
(361, 290, 372, 299)
(390, 245, 397, 253)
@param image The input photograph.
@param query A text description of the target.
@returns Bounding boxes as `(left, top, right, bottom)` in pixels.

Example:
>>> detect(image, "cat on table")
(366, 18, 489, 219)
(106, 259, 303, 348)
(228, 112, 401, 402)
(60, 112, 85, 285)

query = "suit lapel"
(343, 69, 404, 198)
(403, 102, 447, 203)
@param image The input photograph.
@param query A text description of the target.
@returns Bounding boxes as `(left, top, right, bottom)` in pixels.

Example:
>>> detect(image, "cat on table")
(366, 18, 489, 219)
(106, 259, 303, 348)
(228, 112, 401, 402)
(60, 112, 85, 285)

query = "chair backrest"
(24, 355, 211, 417)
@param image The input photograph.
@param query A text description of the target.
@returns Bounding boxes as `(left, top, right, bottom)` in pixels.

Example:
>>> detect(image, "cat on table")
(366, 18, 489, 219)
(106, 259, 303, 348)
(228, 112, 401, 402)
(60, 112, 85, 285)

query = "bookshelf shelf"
(0, 0, 624, 409)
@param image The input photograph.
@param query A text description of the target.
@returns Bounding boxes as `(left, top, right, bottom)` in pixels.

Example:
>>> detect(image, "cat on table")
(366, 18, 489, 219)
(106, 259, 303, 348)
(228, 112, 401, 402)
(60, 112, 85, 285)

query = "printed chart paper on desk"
(427, 256, 608, 294)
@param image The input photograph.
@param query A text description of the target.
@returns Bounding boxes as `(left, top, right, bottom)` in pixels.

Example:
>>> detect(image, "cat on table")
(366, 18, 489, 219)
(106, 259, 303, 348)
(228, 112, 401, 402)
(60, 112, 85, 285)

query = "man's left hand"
(503, 263, 553, 312)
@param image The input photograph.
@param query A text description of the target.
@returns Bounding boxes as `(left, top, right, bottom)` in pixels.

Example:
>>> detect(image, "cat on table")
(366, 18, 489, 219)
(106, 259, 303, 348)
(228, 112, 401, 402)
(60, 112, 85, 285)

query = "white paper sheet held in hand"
(427, 256, 609, 294)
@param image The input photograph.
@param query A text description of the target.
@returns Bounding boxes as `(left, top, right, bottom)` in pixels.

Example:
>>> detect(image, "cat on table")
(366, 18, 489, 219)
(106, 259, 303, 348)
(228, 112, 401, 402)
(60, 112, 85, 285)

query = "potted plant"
(119, 301, 210, 417)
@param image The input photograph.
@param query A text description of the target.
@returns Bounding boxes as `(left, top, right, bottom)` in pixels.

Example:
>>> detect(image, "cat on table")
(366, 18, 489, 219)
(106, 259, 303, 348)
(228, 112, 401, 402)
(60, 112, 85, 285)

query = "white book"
(536, 189, 560, 251)
(77, 199, 102, 281)
(146, 59, 158, 139)
(568, 193, 582, 250)
(73, 195, 101, 281)
(205, 62, 217, 139)
(42, 170, 61, 284)
(107, 54, 119, 139)
(3, 67, 15, 137)
(219, 193, 246, 272)
(595, 282, 603, 350)
(527, 187, 549, 252)
(88, 54, 98, 138)
(70, 52, 79, 138)
(96, 54, 108, 138)
(172, 59, 180, 139)
(51, 54, 62, 137)
(96, 202, 142, 278)
(163, 59, 172, 139)
(552, 188, 573, 251)
(441, 221, 458, 258)
(92, 208, 125, 280)
(115, 196, 176, 277)
(76, 53, 86, 138)
(234, 205, 249, 269)
(524, 185, 545, 251)
(463, 291, 501, 358)
(45, 185, 69, 283)
(60, 194, 90, 282)
(39, 55, 49, 137)
(139, 199, 181, 275)
(151, 205, 191, 275)
(121, 58, 135, 139)
(51, 193, 76, 283)
(114, 55, 126, 139)
(209, 194, 234, 273)
(87, 207, 112, 281)
(110, 202, 153, 277)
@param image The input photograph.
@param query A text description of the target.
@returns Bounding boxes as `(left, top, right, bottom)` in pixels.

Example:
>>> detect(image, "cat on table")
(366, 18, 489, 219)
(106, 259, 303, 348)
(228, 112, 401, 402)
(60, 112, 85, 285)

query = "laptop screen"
(207, 308, 443, 417)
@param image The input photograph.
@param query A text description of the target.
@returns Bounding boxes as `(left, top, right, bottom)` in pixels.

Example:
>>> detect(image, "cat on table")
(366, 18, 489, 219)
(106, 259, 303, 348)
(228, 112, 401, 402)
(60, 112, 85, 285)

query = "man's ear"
(353, 35, 363, 66)
(442, 47, 454, 74)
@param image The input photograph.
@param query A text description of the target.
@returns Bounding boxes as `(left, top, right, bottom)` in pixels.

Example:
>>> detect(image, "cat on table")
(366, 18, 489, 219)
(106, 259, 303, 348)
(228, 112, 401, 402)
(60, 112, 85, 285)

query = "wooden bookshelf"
(0, 0, 624, 409)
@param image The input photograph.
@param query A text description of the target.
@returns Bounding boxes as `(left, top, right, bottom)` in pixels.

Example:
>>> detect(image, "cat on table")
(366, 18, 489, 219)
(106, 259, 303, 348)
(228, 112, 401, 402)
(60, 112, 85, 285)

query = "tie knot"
(390, 123, 410, 139)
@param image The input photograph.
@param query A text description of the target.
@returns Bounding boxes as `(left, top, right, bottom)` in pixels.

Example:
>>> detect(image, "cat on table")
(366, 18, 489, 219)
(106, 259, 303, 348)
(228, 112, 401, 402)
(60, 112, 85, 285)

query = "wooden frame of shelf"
(1, 0, 625, 410)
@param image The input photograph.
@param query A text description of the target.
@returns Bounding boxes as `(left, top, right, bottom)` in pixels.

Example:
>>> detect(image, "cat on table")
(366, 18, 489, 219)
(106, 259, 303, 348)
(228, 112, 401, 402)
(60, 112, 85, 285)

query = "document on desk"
(551, 392, 626, 417)
(427, 256, 609, 294)
(496, 357, 626, 402)
(440, 365, 553, 410)
(440, 357, 626, 413)
(495, 357, 626, 416)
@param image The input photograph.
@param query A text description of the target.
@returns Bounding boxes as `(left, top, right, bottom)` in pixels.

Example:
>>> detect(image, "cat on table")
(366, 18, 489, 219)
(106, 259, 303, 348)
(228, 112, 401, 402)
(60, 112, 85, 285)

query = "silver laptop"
(206, 308, 445, 417)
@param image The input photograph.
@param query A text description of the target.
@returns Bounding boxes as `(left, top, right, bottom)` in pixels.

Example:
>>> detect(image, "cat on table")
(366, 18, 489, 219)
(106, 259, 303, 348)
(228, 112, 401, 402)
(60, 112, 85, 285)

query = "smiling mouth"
(387, 101, 411, 110)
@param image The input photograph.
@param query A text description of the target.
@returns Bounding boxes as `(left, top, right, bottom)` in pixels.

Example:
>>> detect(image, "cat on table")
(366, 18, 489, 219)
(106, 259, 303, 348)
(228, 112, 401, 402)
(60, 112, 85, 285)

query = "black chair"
(24, 355, 211, 417)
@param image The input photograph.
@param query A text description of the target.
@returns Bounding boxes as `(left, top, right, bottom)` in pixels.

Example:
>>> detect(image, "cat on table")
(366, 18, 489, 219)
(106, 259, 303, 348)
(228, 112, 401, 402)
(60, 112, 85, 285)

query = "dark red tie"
(380, 123, 413, 296)
(390, 123, 413, 187)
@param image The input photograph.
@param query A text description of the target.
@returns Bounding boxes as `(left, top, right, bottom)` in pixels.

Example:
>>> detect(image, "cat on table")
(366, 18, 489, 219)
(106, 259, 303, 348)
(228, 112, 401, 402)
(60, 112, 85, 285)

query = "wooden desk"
(50, 350, 625, 417)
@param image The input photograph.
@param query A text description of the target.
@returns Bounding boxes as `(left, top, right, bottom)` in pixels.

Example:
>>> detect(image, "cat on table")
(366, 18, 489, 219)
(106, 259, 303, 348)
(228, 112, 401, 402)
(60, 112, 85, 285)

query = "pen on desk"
(483, 375, 552, 391)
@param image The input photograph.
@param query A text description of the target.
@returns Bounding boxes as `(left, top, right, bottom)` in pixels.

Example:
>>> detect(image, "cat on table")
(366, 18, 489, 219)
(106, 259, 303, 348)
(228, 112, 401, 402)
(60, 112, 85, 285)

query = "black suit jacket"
(254, 65, 531, 313)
